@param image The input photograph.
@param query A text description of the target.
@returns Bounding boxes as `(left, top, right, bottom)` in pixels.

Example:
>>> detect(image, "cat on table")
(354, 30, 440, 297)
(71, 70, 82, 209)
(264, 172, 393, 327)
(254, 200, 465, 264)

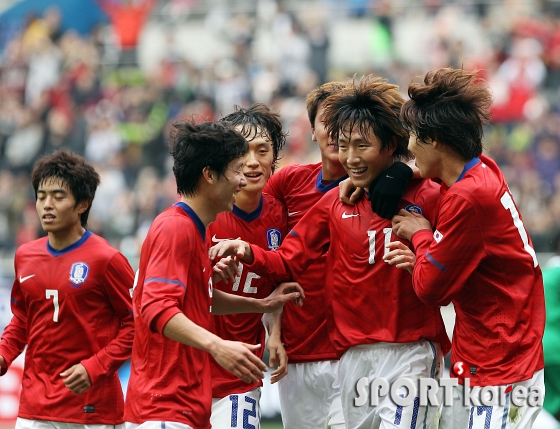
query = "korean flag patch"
(433, 230, 444, 243)
(404, 204, 423, 215)
(69, 262, 89, 285)
(267, 228, 282, 251)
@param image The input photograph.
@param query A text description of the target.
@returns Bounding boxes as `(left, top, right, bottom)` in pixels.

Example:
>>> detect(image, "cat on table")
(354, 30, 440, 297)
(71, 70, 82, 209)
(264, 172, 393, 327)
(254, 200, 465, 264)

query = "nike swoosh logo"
(341, 212, 360, 219)
(212, 234, 231, 243)
(19, 274, 35, 283)
(386, 175, 394, 178)
(288, 211, 301, 217)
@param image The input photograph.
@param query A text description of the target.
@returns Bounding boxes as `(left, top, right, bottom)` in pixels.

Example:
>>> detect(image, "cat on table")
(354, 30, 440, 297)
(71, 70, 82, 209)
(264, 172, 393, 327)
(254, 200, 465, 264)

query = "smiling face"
(237, 126, 274, 196)
(212, 156, 247, 213)
(312, 103, 340, 164)
(36, 177, 88, 235)
(337, 127, 395, 189)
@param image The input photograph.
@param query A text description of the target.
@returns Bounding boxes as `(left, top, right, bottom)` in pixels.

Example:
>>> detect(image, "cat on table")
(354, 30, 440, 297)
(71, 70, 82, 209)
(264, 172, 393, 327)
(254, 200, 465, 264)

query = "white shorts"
(439, 369, 544, 429)
(16, 418, 124, 429)
(210, 387, 261, 428)
(338, 340, 443, 429)
(125, 422, 192, 429)
(277, 360, 346, 429)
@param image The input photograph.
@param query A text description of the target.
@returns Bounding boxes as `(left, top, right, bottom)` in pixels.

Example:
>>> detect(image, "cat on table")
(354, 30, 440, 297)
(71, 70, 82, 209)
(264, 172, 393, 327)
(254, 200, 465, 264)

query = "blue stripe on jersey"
(315, 170, 348, 193)
(456, 157, 481, 182)
(232, 196, 263, 222)
(145, 277, 186, 290)
(501, 391, 510, 429)
(422, 341, 438, 429)
(10, 298, 18, 304)
(426, 252, 447, 271)
(173, 202, 206, 241)
(161, 422, 165, 429)
(47, 229, 92, 257)
(289, 230, 299, 237)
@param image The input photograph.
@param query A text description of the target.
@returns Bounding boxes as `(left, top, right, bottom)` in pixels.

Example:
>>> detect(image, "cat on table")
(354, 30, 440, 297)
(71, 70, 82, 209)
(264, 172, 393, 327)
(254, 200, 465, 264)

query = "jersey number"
(368, 228, 393, 264)
(229, 395, 257, 429)
(46, 289, 59, 322)
(500, 191, 538, 267)
(232, 263, 260, 293)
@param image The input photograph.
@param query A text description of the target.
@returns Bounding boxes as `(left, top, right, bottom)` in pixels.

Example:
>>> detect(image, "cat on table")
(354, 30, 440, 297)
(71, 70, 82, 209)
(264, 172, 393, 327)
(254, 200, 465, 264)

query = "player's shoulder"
(262, 192, 286, 210)
(274, 162, 321, 180)
(15, 236, 49, 256)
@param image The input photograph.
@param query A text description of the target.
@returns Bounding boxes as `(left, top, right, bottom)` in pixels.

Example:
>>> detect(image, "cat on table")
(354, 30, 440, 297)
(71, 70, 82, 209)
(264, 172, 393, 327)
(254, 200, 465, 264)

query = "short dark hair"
(306, 82, 350, 127)
(322, 75, 411, 160)
(220, 104, 287, 173)
(400, 68, 493, 160)
(31, 150, 100, 228)
(170, 120, 248, 197)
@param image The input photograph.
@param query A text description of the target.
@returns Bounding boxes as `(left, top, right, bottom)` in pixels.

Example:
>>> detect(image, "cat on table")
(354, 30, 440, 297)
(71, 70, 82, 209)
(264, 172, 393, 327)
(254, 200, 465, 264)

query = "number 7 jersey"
(0, 231, 134, 424)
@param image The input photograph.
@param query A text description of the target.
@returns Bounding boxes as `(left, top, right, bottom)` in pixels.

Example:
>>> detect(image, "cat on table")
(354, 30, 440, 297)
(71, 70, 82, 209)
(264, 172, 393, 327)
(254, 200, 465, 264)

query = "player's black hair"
(31, 150, 100, 228)
(322, 75, 411, 160)
(170, 120, 248, 197)
(220, 104, 287, 173)
(400, 68, 492, 160)
(306, 82, 350, 128)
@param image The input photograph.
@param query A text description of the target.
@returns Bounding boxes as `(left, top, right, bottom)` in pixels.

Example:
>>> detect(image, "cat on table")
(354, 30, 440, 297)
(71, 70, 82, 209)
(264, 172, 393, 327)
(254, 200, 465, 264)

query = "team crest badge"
(267, 228, 281, 251)
(69, 262, 89, 285)
(404, 204, 423, 215)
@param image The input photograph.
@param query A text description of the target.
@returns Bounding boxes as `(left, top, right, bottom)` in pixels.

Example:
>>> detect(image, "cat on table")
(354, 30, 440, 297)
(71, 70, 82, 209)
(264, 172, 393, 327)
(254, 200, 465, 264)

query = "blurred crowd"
(2, 0, 560, 263)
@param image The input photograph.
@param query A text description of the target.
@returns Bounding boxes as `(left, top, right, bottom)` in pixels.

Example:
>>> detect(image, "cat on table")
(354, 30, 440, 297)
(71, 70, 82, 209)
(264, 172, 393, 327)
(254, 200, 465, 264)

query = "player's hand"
(209, 239, 252, 263)
(212, 256, 241, 284)
(261, 282, 304, 312)
(266, 334, 288, 384)
(392, 209, 432, 241)
(383, 241, 416, 274)
(60, 363, 92, 394)
(339, 177, 363, 205)
(211, 340, 268, 384)
(369, 162, 413, 219)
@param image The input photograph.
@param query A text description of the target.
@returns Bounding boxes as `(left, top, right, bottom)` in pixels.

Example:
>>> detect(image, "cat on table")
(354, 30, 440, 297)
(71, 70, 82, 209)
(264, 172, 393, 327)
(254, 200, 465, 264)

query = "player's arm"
(263, 309, 287, 383)
(67, 252, 135, 394)
(0, 275, 27, 376)
(405, 195, 485, 306)
(163, 312, 267, 384)
(211, 282, 304, 315)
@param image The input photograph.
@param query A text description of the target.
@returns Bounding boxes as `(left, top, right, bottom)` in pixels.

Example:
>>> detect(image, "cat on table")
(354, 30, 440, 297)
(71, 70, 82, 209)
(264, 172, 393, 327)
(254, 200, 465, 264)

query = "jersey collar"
(232, 196, 263, 222)
(456, 157, 481, 182)
(315, 170, 349, 193)
(173, 202, 206, 241)
(47, 229, 92, 257)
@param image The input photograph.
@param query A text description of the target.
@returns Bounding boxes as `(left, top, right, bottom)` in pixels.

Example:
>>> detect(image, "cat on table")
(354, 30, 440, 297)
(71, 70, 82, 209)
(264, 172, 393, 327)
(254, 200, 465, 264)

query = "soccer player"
(388, 68, 545, 429)
(211, 75, 451, 429)
(0, 150, 135, 428)
(124, 120, 303, 429)
(208, 104, 289, 428)
(262, 81, 350, 429)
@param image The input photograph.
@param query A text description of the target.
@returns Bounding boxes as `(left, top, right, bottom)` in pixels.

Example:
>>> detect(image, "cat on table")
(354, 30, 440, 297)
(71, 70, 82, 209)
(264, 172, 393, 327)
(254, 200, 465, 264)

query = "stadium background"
(0, 0, 559, 427)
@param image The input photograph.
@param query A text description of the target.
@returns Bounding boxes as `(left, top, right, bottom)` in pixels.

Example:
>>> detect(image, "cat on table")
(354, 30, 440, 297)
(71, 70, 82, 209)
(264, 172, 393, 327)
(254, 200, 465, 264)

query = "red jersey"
(125, 203, 213, 428)
(0, 231, 134, 424)
(207, 194, 287, 398)
(410, 155, 545, 386)
(251, 180, 451, 356)
(263, 163, 347, 362)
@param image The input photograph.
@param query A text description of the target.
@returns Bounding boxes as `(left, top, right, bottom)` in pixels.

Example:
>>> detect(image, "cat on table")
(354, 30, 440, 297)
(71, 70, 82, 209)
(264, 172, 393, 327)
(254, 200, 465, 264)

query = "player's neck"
(441, 152, 470, 187)
(180, 195, 216, 228)
(234, 190, 261, 214)
(48, 225, 87, 251)
(321, 157, 347, 181)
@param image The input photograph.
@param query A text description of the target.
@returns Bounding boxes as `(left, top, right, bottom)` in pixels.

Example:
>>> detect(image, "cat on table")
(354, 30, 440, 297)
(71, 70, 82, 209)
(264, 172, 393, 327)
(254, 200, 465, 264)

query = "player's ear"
(311, 127, 317, 142)
(202, 166, 215, 184)
(76, 200, 90, 215)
